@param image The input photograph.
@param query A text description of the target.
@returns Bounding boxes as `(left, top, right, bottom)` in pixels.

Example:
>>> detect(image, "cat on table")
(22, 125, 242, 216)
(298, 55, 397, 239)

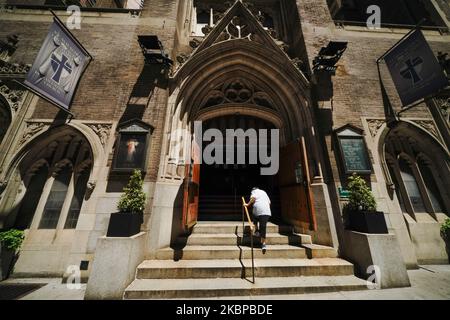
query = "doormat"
(0, 283, 46, 300)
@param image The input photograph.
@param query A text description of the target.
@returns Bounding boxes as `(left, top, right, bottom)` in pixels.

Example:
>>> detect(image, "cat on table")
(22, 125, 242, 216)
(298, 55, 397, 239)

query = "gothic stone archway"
(148, 1, 338, 253)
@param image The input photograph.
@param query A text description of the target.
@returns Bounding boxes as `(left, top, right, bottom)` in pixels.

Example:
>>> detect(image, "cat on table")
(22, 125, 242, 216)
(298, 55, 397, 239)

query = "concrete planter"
(0, 244, 16, 280)
(348, 210, 388, 234)
(107, 212, 143, 237)
(85, 232, 147, 300)
(443, 229, 450, 263)
(342, 230, 410, 289)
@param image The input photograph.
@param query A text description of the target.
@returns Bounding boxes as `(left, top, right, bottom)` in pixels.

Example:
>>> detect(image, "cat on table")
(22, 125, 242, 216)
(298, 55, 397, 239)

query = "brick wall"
(0, 1, 179, 182)
(295, 0, 450, 186)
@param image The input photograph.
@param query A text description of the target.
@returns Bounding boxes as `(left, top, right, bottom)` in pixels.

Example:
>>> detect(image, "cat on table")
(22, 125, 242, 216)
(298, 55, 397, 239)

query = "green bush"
(441, 218, 450, 241)
(117, 170, 147, 214)
(0, 229, 25, 252)
(345, 173, 377, 212)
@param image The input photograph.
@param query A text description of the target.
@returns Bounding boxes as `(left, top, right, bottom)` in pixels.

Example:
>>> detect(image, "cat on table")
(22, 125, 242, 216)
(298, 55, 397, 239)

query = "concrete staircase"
(124, 222, 367, 299)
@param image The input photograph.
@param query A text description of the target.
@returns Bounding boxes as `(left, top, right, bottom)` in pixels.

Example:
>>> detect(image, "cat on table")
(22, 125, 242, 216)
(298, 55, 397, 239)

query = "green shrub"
(0, 229, 25, 252)
(441, 218, 450, 241)
(117, 170, 147, 214)
(345, 173, 377, 212)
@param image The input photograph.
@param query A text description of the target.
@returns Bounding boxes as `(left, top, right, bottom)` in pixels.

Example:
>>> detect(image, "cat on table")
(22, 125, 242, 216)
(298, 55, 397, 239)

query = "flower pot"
(348, 210, 388, 234)
(0, 244, 16, 280)
(106, 212, 143, 237)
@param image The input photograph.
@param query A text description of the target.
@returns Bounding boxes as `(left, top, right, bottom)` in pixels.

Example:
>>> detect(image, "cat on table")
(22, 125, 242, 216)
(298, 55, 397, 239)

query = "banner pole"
(49, 9, 94, 60)
(13, 79, 76, 119)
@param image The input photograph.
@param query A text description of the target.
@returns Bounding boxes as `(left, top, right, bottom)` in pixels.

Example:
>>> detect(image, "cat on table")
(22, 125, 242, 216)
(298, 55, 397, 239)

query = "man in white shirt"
(244, 187, 271, 253)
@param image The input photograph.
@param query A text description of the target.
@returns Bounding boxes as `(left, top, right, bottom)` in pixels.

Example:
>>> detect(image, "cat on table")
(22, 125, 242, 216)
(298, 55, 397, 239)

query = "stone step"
(124, 275, 368, 299)
(177, 233, 311, 246)
(192, 222, 295, 235)
(135, 258, 355, 279)
(302, 244, 338, 259)
(156, 245, 307, 260)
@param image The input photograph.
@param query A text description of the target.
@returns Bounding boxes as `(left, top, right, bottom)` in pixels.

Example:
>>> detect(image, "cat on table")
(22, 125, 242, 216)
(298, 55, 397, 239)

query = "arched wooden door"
(278, 137, 317, 231)
(182, 138, 201, 230)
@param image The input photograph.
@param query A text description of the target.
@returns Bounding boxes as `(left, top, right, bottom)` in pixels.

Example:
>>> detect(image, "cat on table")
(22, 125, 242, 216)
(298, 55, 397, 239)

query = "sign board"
(335, 126, 372, 175)
(384, 29, 448, 107)
(24, 17, 91, 112)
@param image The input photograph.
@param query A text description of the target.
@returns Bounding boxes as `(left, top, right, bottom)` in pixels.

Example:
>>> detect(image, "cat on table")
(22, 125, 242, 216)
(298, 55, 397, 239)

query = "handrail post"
(241, 204, 245, 246)
(242, 197, 255, 284)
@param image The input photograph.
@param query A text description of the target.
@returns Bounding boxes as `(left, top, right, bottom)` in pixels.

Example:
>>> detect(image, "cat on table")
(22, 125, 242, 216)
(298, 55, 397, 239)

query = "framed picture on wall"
(334, 124, 372, 175)
(112, 119, 154, 172)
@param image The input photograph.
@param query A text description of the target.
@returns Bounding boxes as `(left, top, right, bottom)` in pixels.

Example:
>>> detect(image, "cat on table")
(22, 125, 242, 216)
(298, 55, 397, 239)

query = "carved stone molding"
(0, 82, 26, 113)
(366, 119, 386, 138)
(87, 180, 96, 192)
(0, 180, 7, 194)
(18, 122, 48, 149)
(411, 120, 440, 141)
(176, 53, 190, 66)
(435, 96, 450, 125)
(0, 34, 19, 62)
(200, 78, 275, 110)
(85, 123, 112, 148)
(189, 38, 201, 49)
(0, 60, 31, 77)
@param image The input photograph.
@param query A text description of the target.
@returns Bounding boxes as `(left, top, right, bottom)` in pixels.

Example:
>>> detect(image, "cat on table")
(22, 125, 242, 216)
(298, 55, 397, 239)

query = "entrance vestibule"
(197, 115, 281, 221)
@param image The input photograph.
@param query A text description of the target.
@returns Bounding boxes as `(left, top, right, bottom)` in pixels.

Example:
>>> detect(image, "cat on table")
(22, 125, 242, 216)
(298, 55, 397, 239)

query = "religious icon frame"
(112, 119, 154, 173)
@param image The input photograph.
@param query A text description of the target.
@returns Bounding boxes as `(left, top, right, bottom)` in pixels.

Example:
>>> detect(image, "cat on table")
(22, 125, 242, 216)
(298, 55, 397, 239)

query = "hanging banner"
(24, 16, 92, 112)
(384, 29, 448, 107)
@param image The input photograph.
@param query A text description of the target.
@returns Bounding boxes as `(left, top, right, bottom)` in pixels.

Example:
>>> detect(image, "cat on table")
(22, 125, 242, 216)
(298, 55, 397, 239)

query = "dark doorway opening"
(198, 115, 281, 221)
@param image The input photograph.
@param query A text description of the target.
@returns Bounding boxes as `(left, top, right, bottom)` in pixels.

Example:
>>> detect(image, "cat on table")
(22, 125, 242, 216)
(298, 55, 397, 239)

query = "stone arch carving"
(200, 77, 276, 110)
(0, 124, 96, 230)
(1, 121, 106, 191)
(0, 97, 11, 145)
(163, 41, 320, 180)
(379, 121, 450, 217)
(160, 0, 323, 182)
(0, 82, 26, 116)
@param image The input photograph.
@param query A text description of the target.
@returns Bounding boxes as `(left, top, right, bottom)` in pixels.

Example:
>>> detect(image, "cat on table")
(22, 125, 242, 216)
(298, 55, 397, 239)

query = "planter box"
(443, 230, 450, 263)
(0, 245, 15, 280)
(348, 210, 388, 234)
(106, 212, 143, 237)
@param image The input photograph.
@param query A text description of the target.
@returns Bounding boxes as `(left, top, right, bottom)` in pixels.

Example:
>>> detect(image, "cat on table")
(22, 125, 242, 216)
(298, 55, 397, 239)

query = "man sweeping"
(244, 187, 272, 254)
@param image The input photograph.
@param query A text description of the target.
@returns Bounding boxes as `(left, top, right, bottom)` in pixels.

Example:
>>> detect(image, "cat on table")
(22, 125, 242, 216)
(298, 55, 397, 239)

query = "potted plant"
(0, 229, 25, 280)
(106, 170, 146, 237)
(344, 173, 388, 234)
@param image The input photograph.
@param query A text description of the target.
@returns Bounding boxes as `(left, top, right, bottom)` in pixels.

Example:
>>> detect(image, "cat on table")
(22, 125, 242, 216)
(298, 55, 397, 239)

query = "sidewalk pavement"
(0, 265, 449, 300)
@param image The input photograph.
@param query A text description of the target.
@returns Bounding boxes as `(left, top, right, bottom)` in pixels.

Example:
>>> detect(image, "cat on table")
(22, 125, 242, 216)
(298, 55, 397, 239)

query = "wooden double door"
(182, 137, 317, 231)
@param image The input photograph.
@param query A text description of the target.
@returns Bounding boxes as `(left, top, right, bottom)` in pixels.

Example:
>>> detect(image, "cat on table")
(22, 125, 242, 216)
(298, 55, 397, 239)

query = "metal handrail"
(241, 197, 255, 284)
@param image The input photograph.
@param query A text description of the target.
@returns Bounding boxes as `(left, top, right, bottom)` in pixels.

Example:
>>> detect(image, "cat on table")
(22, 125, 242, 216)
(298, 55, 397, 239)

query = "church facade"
(0, 0, 449, 297)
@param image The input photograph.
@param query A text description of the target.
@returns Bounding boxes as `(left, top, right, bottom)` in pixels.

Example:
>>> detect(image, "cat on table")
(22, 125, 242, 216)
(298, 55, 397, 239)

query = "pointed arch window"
(398, 157, 426, 213)
(386, 161, 407, 213)
(64, 168, 90, 229)
(383, 126, 449, 218)
(9, 129, 94, 231)
(418, 160, 446, 213)
(14, 165, 49, 230)
(39, 164, 72, 229)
